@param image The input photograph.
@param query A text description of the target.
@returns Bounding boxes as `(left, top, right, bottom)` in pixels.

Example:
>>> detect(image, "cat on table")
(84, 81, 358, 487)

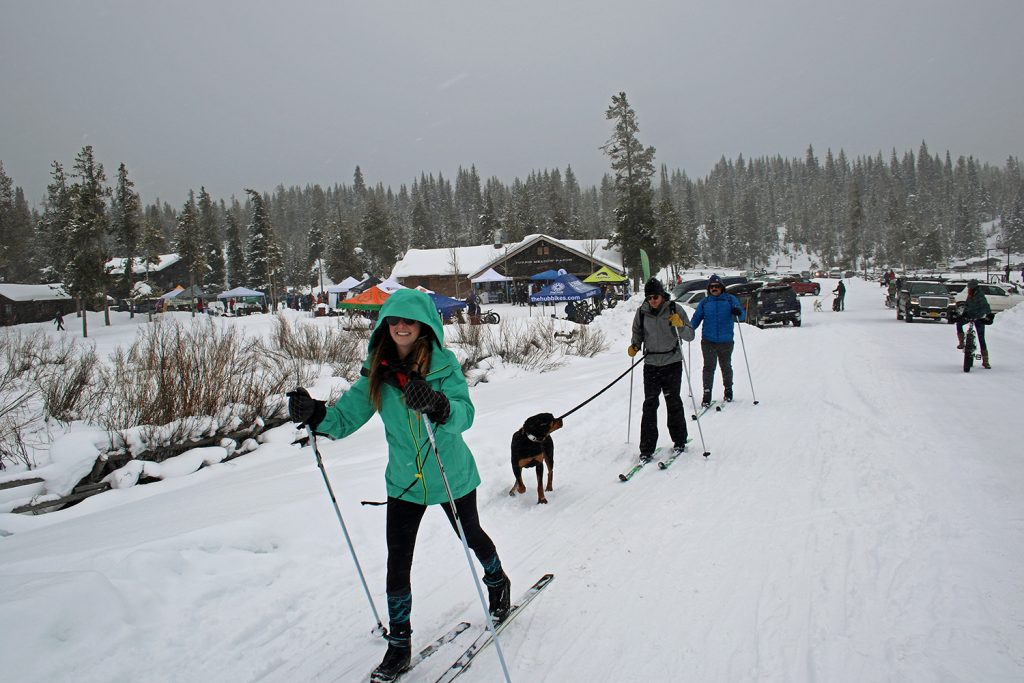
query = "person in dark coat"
(956, 279, 993, 369)
(53, 312, 65, 331)
(628, 278, 694, 461)
(832, 280, 846, 311)
(690, 274, 746, 406)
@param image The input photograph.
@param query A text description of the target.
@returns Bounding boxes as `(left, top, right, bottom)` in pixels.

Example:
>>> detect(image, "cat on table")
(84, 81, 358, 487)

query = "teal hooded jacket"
(316, 288, 480, 505)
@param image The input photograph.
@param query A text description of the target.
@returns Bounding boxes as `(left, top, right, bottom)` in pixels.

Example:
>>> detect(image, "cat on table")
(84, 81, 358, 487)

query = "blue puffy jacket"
(691, 293, 745, 342)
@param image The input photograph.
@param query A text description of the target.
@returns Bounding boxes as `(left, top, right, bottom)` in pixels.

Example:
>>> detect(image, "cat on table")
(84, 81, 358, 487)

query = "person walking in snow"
(833, 280, 846, 311)
(286, 288, 511, 682)
(53, 311, 65, 331)
(628, 278, 694, 462)
(955, 279, 993, 369)
(690, 274, 746, 407)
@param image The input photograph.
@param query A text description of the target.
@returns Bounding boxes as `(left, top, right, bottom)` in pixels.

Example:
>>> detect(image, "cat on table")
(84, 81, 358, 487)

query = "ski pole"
(306, 426, 387, 637)
(422, 416, 512, 683)
(626, 360, 636, 443)
(679, 338, 711, 458)
(734, 316, 759, 405)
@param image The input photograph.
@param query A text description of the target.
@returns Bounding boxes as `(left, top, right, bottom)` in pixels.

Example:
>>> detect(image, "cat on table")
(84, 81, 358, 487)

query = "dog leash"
(557, 354, 646, 421)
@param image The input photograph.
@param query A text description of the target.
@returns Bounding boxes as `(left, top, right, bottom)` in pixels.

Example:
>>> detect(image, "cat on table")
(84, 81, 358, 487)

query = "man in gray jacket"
(629, 278, 695, 462)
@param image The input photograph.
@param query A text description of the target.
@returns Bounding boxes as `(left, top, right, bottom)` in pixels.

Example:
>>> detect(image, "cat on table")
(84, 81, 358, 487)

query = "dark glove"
(404, 377, 451, 424)
(732, 307, 742, 318)
(286, 387, 326, 429)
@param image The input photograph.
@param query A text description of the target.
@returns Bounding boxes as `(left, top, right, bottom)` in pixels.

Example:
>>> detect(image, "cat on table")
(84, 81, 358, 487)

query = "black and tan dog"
(509, 413, 563, 504)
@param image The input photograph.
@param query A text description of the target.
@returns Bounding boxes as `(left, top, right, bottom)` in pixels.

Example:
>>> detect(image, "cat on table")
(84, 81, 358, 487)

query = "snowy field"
(1, 276, 1022, 683)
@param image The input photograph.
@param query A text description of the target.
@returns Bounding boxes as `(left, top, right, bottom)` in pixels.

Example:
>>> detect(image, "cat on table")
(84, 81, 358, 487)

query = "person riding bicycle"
(955, 279, 992, 369)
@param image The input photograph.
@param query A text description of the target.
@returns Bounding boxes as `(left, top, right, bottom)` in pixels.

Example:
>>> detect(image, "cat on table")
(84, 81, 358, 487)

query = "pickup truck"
(897, 280, 952, 323)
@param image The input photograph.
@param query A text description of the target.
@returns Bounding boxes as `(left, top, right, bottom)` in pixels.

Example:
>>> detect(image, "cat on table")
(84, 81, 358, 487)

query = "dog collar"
(524, 431, 543, 443)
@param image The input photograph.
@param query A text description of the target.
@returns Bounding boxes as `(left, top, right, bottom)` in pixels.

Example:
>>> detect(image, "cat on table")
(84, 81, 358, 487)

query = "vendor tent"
(217, 287, 266, 299)
(337, 286, 391, 310)
(529, 272, 601, 303)
(348, 276, 382, 295)
(326, 276, 360, 293)
(471, 268, 512, 283)
(583, 266, 628, 283)
(428, 293, 466, 319)
(159, 285, 185, 300)
(377, 278, 408, 293)
(529, 268, 564, 281)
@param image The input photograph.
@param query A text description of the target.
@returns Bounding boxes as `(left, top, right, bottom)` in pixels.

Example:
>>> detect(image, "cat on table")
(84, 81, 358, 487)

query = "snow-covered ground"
(1, 277, 1022, 682)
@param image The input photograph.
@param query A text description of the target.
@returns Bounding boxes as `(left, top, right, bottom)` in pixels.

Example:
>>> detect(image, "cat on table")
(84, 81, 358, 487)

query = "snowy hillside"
(1, 277, 1022, 683)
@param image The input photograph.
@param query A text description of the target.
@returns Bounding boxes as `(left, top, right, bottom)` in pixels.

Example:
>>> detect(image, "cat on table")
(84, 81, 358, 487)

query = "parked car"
(673, 289, 706, 307)
(812, 269, 829, 278)
(828, 269, 843, 279)
(897, 280, 952, 323)
(844, 271, 856, 279)
(671, 275, 748, 300)
(729, 282, 801, 327)
(951, 281, 1024, 315)
(770, 275, 820, 296)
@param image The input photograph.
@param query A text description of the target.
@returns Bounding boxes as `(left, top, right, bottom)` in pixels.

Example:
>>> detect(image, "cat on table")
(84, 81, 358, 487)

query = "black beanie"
(644, 278, 665, 297)
(707, 274, 723, 292)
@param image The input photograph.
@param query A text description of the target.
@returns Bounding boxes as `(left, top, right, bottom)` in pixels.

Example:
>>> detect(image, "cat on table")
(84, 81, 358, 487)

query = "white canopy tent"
(470, 267, 512, 283)
(326, 276, 361, 307)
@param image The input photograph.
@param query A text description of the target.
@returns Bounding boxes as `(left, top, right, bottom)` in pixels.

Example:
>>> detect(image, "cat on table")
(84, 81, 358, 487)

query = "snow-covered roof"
(0, 283, 72, 302)
(106, 254, 182, 275)
(391, 235, 622, 279)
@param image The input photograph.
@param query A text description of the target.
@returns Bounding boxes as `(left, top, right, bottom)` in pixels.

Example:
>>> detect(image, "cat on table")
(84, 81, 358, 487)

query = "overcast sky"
(2, 0, 1022, 206)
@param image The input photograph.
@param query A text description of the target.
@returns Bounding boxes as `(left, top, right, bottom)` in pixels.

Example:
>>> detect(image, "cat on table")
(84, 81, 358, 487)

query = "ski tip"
(618, 473, 628, 481)
(657, 462, 667, 469)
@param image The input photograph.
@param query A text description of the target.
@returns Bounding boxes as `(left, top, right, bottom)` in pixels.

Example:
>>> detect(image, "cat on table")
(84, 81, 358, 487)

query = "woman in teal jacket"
(288, 288, 510, 682)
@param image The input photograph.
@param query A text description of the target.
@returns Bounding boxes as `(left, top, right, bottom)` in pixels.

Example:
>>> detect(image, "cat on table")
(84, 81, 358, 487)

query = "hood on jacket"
(368, 288, 444, 353)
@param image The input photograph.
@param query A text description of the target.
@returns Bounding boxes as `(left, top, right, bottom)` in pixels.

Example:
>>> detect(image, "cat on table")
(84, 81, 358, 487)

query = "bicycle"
(480, 309, 501, 324)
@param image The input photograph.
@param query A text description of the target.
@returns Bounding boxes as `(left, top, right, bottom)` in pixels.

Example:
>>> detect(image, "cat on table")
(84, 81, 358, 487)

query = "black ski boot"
(701, 390, 712, 408)
(724, 386, 733, 402)
(483, 570, 511, 622)
(371, 622, 411, 683)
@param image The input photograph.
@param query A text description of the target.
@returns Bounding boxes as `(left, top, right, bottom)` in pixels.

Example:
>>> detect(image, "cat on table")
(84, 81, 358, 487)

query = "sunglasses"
(709, 285, 723, 290)
(384, 316, 419, 327)
(646, 294, 663, 301)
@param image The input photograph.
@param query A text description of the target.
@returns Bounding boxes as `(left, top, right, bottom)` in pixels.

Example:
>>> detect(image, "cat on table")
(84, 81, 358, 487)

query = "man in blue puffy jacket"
(690, 274, 746, 407)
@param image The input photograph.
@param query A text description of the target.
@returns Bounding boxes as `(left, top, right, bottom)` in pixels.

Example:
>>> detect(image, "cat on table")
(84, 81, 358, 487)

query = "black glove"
(287, 387, 326, 429)
(732, 307, 742, 318)
(404, 377, 451, 424)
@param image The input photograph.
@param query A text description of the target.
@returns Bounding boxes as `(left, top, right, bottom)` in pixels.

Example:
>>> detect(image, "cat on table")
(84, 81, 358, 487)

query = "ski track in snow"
(1, 278, 1023, 682)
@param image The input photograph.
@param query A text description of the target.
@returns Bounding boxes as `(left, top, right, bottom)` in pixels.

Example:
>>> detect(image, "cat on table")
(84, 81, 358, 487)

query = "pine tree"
(139, 213, 165, 281)
(197, 187, 224, 289)
(654, 166, 681, 274)
(359, 192, 398, 276)
(601, 92, 657, 279)
(845, 177, 865, 271)
(174, 191, 204, 310)
(110, 163, 142, 299)
(245, 189, 283, 303)
(39, 162, 74, 283)
(66, 146, 111, 336)
(224, 211, 246, 287)
(326, 215, 360, 281)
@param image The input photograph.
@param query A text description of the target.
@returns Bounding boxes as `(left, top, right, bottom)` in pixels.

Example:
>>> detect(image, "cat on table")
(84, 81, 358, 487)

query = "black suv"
(671, 275, 748, 300)
(728, 282, 802, 327)
(896, 280, 952, 323)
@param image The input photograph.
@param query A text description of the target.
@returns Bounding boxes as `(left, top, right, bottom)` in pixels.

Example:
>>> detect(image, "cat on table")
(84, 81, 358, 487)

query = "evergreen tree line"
(2, 139, 1023, 303)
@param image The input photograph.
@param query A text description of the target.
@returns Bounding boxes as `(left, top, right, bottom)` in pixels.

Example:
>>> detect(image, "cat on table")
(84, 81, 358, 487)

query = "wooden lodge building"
(104, 254, 190, 296)
(390, 234, 625, 299)
(0, 283, 76, 326)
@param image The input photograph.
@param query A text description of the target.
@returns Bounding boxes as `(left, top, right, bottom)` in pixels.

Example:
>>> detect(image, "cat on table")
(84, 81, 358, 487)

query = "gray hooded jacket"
(631, 300, 694, 367)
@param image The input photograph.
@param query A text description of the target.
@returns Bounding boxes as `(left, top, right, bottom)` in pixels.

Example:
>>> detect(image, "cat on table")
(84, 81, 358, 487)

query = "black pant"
(956, 319, 988, 353)
(701, 340, 734, 392)
(640, 361, 688, 455)
(385, 490, 497, 619)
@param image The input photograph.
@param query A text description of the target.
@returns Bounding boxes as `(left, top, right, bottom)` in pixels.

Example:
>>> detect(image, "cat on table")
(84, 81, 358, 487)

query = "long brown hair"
(367, 325, 433, 411)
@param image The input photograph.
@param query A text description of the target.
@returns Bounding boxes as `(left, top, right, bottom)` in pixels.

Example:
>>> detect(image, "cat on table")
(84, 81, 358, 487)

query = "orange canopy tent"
(337, 286, 391, 310)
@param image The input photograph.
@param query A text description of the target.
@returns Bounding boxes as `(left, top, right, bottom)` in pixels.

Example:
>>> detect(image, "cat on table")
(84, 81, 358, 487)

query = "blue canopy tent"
(529, 273, 601, 303)
(428, 293, 466, 320)
(529, 268, 563, 281)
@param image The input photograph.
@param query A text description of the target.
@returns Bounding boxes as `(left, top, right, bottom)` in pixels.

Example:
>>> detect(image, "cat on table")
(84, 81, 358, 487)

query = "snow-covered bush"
(269, 313, 366, 381)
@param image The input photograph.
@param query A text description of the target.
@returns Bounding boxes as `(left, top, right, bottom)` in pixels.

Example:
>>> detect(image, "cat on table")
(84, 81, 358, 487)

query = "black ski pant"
(385, 489, 498, 624)
(701, 340, 735, 394)
(640, 361, 688, 455)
